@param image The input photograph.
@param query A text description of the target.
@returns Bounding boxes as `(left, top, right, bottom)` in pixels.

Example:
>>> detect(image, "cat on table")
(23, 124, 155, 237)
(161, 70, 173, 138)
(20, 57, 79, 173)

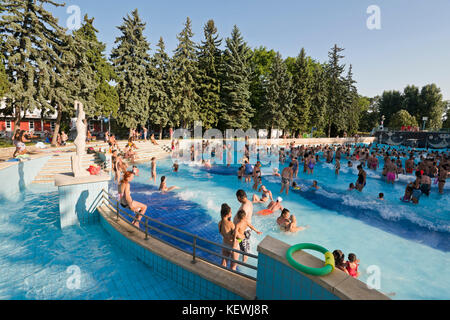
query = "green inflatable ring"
(286, 243, 335, 276)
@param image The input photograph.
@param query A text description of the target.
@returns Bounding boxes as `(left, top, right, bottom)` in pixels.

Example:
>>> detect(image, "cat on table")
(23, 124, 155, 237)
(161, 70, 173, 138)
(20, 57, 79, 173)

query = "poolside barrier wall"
(98, 205, 252, 300)
(97, 205, 389, 300)
(257, 236, 390, 300)
(0, 155, 52, 201)
(55, 173, 111, 229)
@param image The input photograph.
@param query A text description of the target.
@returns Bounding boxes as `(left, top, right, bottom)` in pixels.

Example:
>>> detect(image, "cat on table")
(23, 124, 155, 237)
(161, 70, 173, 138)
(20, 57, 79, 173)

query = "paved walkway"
(0, 140, 172, 184)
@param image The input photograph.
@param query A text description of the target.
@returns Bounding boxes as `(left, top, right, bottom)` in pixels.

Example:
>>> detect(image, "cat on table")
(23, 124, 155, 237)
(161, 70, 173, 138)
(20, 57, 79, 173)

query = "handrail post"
(191, 237, 197, 264)
(116, 200, 119, 221)
(144, 218, 149, 240)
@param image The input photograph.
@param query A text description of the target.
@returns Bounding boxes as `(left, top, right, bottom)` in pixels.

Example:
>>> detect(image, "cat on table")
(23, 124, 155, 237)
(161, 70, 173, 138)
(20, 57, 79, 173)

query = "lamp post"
(422, 117, 428, 131)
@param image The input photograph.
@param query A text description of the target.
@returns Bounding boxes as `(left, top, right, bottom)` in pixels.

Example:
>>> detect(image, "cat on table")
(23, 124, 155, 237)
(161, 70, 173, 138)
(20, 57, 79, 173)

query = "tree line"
(0, 1, 448, 147)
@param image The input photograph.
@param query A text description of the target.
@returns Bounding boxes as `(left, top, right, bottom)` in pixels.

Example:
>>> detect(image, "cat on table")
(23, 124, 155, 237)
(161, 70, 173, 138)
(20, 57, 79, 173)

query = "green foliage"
(290, 48, 313, 133)
(0, 0, 66, 124)
(262, 52, 295, 130)
(388, 110, 418, 128)
(249, 46, 277, 128)
(325, 45, 347, 137)
(220, 25, 253, 129)
(196, 19, 222, 129)
(75, 15, 119, 117)
(377, 84, 446, 130)
(442, 102, 450, 129)
(172, 17, 201, 128)
(149, 37, 175, 134)
(419, 84, 445, 130)
(0, 52, 8, 97)
(111, 9, 152, 129)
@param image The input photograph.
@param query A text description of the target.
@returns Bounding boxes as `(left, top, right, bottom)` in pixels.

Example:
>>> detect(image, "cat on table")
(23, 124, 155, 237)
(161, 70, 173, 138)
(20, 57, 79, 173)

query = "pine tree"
(172, 17, 200, 129)
(0, 0, 65, 132)
(290, 48, 313, 135)
(111, 9, 152, 130)
(196, 19, 222, 129)
(249, 46, 277, 129)
(149, 37, 174, 139)
(75, 15, 119, 119)
(325, 45, 347, 137)
(309, 63, 328, 136)
(262, 52, 295, 132)
(343, 65, 361, 135)
(45, 24, 99, 146)
(221, 25, 253, 130)
(0, 51, 8, 98)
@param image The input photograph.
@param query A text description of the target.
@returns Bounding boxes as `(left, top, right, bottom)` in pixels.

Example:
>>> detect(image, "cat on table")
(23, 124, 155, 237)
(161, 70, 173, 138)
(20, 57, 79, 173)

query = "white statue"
(71, 100, 89, 177)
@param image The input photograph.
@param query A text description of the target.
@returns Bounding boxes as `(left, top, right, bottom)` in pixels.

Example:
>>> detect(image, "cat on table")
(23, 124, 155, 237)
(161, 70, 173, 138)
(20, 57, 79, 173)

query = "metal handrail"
(99, 189, 258, 281)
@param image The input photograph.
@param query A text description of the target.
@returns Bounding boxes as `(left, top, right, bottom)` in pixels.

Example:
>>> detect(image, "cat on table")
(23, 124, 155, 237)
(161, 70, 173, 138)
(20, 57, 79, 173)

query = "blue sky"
(52, 0, 450, 100)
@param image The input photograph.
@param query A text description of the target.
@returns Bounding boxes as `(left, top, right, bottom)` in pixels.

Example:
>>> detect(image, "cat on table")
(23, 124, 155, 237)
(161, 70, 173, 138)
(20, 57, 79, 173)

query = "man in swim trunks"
(233, 209, 262, 263)
(280, 163, 294, 195)
(234, 190, 254, 263)
(235, 190, 254, 226)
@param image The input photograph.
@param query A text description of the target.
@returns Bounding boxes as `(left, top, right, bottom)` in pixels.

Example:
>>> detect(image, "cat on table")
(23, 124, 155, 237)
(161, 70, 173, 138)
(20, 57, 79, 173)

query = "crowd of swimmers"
(113, 139, 448, 276)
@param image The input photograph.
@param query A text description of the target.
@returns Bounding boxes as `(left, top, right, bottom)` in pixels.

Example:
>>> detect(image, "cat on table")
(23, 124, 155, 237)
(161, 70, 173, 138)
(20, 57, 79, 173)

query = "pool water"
(127, 145, 449, 300)
(0, 184, 203, 300)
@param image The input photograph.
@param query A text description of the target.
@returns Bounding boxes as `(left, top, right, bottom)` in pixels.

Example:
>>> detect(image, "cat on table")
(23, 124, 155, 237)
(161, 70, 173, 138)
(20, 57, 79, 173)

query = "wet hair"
(236, 189, 247, 200)
(281, 208, 290, 216)
(333, 250, 346, 268)
(161, 176, 166, 182)
(379, 193, 384, 199)
(348, 253, 357, 263)
(121, 171, 134, 183)
(349, 183, 355, 189)
(236, 209, 246, 221)
(221, 204, 231, 218)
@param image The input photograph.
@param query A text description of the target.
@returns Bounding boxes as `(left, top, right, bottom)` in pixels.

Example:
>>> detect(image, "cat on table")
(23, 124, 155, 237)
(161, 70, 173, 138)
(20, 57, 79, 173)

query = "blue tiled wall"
(58, 181, 109, 228)
(0, 156, 51, 201)
(256, 253, 340, 300)
(100, 213, 244, 300)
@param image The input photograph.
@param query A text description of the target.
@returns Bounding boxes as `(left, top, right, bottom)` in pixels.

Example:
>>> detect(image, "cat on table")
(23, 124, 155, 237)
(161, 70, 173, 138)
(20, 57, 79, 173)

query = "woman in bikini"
(252, 185, 273, 203)
(118, 172, 147, 227)
(159, 176, 179, 193)
(218, 204, 238, 270)
(13, 130, 30, 158)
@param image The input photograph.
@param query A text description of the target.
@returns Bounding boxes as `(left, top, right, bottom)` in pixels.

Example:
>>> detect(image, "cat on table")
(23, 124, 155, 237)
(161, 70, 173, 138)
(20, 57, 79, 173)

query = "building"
(0, 99, 107, 138)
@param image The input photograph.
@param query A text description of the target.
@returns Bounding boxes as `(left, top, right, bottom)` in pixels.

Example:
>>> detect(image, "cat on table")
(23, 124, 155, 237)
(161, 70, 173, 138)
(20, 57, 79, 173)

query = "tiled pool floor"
(0, 185, 202, 300)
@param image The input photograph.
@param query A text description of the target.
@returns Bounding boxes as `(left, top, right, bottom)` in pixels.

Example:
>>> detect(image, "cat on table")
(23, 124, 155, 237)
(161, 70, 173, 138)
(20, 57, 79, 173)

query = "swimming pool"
(125, 144, 449, 300)
(0, 184, 203, 300)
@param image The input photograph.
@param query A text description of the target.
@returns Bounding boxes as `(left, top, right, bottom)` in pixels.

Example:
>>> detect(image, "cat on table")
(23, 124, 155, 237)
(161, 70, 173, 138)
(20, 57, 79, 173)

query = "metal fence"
(99, 189, 258, 281)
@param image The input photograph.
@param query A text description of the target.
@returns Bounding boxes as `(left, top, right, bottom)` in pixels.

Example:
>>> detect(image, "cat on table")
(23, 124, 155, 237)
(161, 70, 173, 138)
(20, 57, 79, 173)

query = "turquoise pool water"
(127, 144, 449, 300)
(0, 184, 202, 300)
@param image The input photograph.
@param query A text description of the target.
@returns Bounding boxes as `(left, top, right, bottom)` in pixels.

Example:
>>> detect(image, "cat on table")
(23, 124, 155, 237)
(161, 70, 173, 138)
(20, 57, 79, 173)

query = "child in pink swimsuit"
(346, 253, 360, 278)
